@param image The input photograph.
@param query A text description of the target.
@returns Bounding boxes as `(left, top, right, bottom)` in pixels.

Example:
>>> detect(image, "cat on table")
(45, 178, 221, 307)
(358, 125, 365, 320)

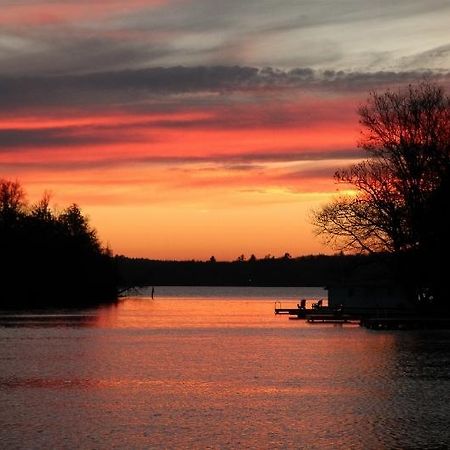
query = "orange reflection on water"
(96, 296, 284, 329)
(2, 296, 446, 450)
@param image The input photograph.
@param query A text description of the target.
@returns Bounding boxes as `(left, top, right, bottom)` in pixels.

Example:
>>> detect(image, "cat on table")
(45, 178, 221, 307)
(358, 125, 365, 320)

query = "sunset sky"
(1, 0, 449, 260)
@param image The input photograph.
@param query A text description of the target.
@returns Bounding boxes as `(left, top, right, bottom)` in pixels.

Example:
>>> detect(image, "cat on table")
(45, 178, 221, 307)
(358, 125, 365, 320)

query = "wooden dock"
(306, 313, 359, 324)
(274, 302, 342, 321)
(274, 307, 308, 318)
(361, 316, 450, 330)
(274, 300, 324, 319)
(274, 302, 450, 329)
(274, 307, 305, 315)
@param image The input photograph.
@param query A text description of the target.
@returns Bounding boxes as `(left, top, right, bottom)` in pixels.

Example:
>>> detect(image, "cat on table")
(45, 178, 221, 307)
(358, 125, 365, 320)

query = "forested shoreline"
(116, 252, 395, 289)
(0, 180, 118, 309)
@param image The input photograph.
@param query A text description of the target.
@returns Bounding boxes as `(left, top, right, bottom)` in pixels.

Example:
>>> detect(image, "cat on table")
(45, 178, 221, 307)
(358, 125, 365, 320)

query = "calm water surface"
(1, 287, 450, 449)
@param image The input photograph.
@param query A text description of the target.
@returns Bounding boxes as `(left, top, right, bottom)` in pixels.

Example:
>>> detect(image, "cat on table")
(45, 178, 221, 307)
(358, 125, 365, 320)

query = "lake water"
(1, 286, 450, 449)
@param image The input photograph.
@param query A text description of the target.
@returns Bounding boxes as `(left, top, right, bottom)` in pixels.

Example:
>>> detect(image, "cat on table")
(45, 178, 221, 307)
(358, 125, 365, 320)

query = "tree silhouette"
(313, 82, 450, 306)
(0, 179, 117, 308)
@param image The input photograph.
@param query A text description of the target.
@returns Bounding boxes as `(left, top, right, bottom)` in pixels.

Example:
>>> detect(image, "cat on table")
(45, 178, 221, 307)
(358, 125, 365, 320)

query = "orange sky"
(1, 0, 449, 260)
(1, 89, 365, 259)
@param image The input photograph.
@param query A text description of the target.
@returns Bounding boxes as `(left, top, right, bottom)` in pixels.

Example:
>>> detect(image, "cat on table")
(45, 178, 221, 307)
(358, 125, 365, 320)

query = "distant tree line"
(116, 252, 394, 289)
(0, 179, 117, 308)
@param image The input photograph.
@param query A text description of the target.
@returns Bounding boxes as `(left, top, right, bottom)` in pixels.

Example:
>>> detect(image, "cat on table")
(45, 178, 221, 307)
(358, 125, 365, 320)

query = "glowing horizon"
(1, 0, 449, 260)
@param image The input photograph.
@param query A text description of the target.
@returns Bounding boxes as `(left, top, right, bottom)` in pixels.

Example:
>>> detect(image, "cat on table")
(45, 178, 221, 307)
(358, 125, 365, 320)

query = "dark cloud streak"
(0, 126, 142, 149)
(1, 66, 448, 111)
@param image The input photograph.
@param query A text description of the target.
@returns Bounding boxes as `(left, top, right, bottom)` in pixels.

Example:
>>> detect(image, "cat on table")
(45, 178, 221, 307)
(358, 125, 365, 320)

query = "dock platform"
(274, 308, 305, 316)
(361, 316, 450, 330)
(275, 302, 450, 329)
(306, 313, 359, 324)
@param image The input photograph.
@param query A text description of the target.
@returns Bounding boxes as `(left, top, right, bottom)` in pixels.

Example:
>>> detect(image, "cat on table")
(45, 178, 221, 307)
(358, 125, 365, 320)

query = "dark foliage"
(116, 252, 395, 289)
(0, 180, 117, 309)
(313, 83, 450, 307)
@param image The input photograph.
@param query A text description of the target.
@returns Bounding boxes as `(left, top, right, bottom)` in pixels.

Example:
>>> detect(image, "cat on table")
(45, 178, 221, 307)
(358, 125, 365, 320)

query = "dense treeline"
(0, 180, 117, 308)
(116, 252, 394, 289)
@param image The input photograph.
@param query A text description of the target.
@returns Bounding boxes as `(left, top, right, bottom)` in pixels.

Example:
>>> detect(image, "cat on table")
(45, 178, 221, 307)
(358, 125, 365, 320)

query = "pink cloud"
(0, 1, 166, 27)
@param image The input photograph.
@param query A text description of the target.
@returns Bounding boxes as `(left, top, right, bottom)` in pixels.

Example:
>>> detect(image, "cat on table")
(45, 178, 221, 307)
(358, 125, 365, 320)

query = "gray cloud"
(1, 0, 448, 77)
(400, 44, 450, 70)
(0, 127, 132, 149)
(1, 65, 448, 111)
(118, 0, 449, 47)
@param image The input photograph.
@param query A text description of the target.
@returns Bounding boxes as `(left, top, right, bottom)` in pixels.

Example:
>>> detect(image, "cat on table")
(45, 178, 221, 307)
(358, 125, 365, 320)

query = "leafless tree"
(313, 82, 450, 254)
(0, 179, 26, 216)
